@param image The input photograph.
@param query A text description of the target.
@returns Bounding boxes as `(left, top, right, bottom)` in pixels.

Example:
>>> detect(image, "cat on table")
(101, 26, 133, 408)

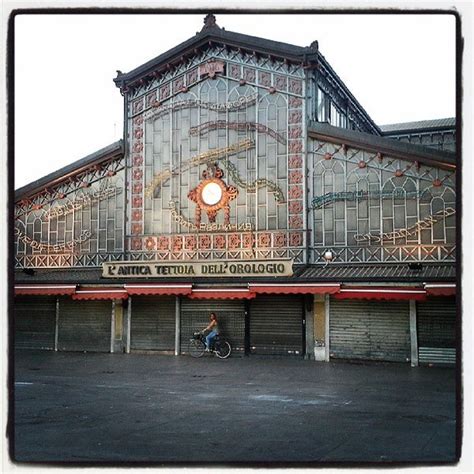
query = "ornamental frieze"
(15, 227, 91, 252)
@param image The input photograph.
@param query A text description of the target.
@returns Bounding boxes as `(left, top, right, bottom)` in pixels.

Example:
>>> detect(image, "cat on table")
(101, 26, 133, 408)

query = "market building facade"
(14, 15, 457, 365)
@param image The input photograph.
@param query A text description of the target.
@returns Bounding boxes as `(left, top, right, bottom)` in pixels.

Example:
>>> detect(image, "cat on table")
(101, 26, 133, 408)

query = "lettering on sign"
(103, 259, 294, 278)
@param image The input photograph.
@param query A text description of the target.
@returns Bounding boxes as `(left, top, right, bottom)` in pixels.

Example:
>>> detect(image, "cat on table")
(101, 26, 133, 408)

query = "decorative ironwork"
(15, 227, 91, 253)
(189, 120, 287, 144)
(354, 208, 456, 243)
(144, 139, 255, 198)
(188, 163, 238, 225)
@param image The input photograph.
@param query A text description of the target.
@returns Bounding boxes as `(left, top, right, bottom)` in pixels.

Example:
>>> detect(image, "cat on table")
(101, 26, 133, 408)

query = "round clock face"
(201, 182, 223, 206)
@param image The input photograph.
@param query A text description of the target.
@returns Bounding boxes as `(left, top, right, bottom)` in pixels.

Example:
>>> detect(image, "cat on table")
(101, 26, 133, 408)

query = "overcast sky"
(14, 12, 456, 189)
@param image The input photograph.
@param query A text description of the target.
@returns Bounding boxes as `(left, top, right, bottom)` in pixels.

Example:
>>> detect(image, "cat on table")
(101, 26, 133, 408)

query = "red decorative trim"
(249, 284, 340, 295)
(334, 287, 427, 301)
(125, 284, 192, 296)
(424, 284, 456, 296)
(72, 287, 128, 300)
(15, 285, 76, 296)
(189, 289, 256, 300)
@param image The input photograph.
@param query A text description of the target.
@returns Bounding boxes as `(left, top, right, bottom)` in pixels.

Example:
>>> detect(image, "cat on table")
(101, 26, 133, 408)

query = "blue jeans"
(206, 331, 218, 349)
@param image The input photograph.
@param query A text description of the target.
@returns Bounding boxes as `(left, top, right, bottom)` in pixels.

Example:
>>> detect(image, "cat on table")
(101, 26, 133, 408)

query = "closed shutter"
(131, 296, 175, 351)
(417, 297, 456, 365)
(14, 296, 56, 350)
(180, 299, 245, 355)
(249, 295, 303, 356)
(58, 298, 112, 352)
(329, 299, 410, 362)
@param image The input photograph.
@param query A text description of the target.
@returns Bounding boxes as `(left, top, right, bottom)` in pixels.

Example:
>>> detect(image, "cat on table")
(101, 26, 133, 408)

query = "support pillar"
(410, 299, 419, 367)
(54, 297, 60, 352)
(325, 294, 330, 362)
(175, 296, 181, 356)
(110, 300, 116, 353)
(305, 295, 314, 360)
(125, 296, 132, 354)
(313, 294, 327, 361)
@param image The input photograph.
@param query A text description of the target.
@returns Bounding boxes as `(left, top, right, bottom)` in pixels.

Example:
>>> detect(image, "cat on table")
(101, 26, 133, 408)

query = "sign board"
(103, 259, 293, 278)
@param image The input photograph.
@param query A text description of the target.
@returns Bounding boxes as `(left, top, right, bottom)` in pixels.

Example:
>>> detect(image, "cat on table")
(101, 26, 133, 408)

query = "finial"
(202, 13, 220, 31)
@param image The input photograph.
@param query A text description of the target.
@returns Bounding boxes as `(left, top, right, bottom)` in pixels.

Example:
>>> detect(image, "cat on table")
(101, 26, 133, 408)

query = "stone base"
(314, 346, 326, 361)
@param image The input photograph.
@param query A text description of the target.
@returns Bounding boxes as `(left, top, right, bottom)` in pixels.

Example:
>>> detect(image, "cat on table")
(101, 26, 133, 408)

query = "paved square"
(13, 351, 457, 464)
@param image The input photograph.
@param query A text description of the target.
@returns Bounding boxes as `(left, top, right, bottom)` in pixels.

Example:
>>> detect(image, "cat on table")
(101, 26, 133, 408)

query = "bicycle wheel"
(215, 341, 231, 359)
(188, 339, 205, 358)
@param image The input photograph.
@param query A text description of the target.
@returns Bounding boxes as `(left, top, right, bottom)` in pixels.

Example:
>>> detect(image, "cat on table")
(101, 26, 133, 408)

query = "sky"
(13, 12, 457, 189)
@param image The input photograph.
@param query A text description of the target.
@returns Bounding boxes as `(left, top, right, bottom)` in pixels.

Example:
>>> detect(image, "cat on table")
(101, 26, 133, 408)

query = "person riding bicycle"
(202, 312, 219, 351)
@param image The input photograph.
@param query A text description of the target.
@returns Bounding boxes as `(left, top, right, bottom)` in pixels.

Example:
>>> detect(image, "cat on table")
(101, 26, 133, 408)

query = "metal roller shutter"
(180, 299, 245, 355)
(249, 295, 304, 356)
(14, 296, 56, 350)
(131, 296, 175, 351)
(329, 299, 410, 362)
(58, 298, 112, 352)
(417, 297, 456, 365)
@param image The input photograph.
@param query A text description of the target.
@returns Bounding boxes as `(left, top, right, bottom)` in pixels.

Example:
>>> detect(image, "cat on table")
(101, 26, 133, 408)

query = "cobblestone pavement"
(12, 350, 458, 465)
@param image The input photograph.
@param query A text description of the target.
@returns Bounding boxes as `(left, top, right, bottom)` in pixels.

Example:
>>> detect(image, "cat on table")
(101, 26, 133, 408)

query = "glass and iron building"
(14, 15, 457, 365)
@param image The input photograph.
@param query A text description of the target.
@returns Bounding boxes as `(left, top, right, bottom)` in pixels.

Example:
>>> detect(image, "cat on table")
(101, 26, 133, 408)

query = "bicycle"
(188, 332, 232, 359)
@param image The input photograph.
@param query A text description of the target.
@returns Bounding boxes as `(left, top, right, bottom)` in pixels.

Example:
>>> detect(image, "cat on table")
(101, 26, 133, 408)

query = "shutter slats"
(250, 295, 303, 356)
(131, 296, 175, 351)
(329, 299, 410, 362)
(58, 298, 111, 352)
(14, 296, 56, 350)
(417, 297, 456, 365)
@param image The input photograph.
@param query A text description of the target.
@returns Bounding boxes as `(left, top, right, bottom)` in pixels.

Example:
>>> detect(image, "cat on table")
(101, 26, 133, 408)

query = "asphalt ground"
(11, 350, 457, 465)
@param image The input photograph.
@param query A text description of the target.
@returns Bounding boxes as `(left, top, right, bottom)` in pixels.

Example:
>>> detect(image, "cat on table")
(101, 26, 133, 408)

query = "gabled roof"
(15, 140, 123, 201)
(308, 122, 456, 170)
(114, 19, 316, 88)
(380, 117, 456, 134)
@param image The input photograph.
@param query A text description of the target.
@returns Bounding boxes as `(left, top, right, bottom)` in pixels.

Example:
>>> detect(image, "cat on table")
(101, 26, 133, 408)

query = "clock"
(188, 163, 238, 225)
(201, 181, 224, 206)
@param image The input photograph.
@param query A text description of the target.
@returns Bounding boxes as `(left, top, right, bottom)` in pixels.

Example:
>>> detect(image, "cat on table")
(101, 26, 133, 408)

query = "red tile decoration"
(258, 233, 271, 248)
(172, 236, 183, 251)
(145, 237, 156, 250)
(199, 234, 211, 249)
(289, 126, 302, 139)
(289, 97, 303, 108)
(132, 196, 143, 208)
(289, 170, 303, 184)
(242, 233, 254, 249)
(131, 223, 143, 235)
(289, 155, 303, 169)
(228, 233, 241, 249)
(289, 110, 302, 124)
(214, 234, 227, 249)
(132, 183, 143, 194)
(133, 142, 143, 153)
(133, 99, 144, 114)
(133, 116, 144, 126)
(229, 64, 241, 79)
(288, 200, 303, 214)
(275, 75, 287, 91)
(289, 216, 303, 229)
(187, 68, 198, 85)
(258, 71, 271, 87)
(158, 236, 169, 250)
(289, 232, 303, 246)
(289, 185, 303, 200)
(185, 235, 197, 250)
(132, 210, 142, 221)
(133, 169, 143, 181)
(159, 83, 170, 100)
(289, 78, 303, 95)
(289, 140, 303, 153)
(134, 129, 143, 139)
(146, 92, 156, 108)
(274, 233, 287, 248)
(133, 155, 143, 166)
(131, 238, 142, 250)
(243, 68, 256, 83)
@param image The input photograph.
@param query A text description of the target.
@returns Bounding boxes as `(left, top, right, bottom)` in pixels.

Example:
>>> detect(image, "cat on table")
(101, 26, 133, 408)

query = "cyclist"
(202, 312, 219, 351)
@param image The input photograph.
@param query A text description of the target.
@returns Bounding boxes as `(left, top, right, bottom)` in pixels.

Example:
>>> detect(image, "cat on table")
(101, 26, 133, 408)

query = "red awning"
(15, 285, 76, 296)
(334, 287, 427, 301)
(125, 284, 192, 296)
(249, 283, 340, 295)
(424, 284, 456, 297)
(72, 287, 128, 300)
(189, 289, 256, 300)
